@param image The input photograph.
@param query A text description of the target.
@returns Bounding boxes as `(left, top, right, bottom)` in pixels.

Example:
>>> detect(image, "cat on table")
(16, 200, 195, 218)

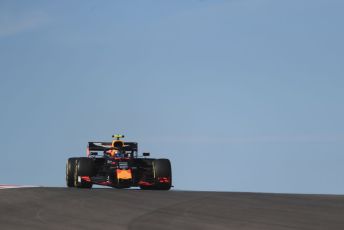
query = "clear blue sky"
(1, 0, 344, 194)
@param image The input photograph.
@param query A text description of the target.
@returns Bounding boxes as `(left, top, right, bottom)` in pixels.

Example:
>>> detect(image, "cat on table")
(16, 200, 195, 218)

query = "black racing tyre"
(66, 157, 78, 187)
(74, 157, 95, 188)
(152, 159, 172, 190)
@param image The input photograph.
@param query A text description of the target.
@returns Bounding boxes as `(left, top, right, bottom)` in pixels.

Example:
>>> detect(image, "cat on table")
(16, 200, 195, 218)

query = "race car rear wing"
(88, 142, 138, 152)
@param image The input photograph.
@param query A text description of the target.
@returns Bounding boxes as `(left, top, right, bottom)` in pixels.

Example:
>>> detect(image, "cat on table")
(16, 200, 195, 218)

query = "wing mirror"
(143, 152, 150, 157)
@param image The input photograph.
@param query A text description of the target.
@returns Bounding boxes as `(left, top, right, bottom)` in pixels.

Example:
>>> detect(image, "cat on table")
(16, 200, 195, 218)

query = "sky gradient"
(1, 0, 344, 194)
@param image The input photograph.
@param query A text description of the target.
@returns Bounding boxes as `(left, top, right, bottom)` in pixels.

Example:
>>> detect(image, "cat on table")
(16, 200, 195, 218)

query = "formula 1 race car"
(66, 135, 172, 190)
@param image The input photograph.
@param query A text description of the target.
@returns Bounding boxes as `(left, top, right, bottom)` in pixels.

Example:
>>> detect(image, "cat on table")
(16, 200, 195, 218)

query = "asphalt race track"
(0, 188, 344, 230)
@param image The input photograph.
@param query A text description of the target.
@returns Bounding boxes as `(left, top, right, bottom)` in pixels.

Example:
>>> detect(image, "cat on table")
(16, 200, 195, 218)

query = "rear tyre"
(152, 159, 172, 190)
(66, 157, 78, 187)
(74, 158, 94, 188)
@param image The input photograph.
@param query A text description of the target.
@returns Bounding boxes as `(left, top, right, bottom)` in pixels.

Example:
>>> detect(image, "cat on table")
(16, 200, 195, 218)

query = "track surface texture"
(1, 188, 344, 230)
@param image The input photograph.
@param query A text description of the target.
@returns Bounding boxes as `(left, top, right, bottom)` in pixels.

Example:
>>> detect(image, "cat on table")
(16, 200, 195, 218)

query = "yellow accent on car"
(112, 134, 125, 140)
(112, 140, 124, 148)
(116, 169, 132, 180)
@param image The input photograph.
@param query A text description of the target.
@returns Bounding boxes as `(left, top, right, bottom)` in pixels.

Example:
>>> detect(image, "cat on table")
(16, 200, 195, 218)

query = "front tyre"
(153, 159, 172, 190)
(74, 158, 94, 188)
(66, 157, 78, 187)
